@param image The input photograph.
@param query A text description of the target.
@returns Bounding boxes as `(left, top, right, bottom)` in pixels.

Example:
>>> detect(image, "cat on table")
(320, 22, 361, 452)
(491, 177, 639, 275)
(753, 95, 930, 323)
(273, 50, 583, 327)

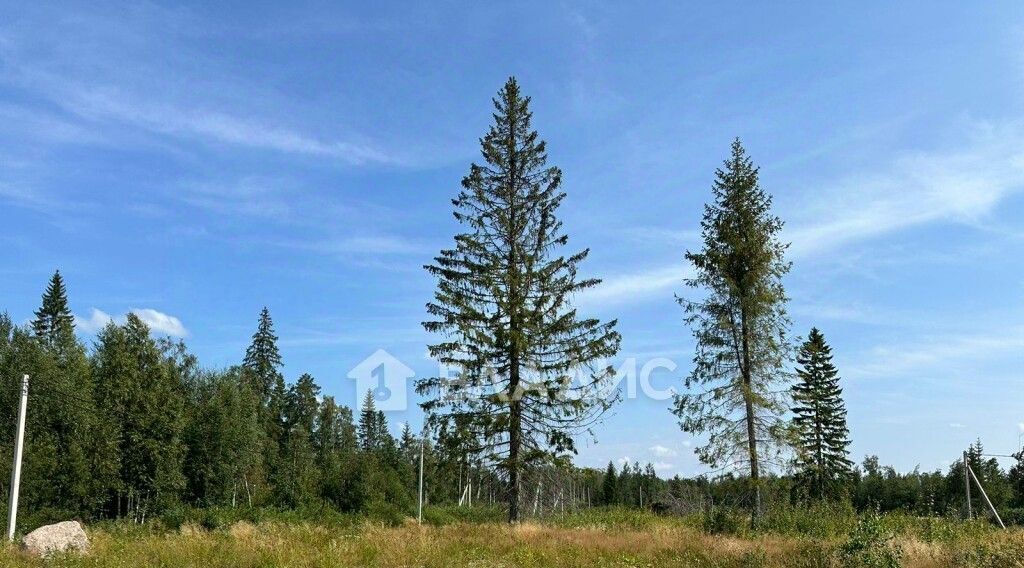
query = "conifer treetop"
(33, 270, 76, 345)
(243, 306, 284, 398)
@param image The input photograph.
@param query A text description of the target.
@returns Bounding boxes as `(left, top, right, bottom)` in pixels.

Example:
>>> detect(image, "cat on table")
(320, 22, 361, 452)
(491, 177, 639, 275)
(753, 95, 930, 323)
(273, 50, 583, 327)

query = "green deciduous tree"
(791, 328, 853, 501)
(673, 138, 792, 522)
(419, 77, 620, 522)
(93, 314, 187, 518)
(278, 373, 321, 506)
(182, 368, 263, 507)
(315, 396, 361, 510)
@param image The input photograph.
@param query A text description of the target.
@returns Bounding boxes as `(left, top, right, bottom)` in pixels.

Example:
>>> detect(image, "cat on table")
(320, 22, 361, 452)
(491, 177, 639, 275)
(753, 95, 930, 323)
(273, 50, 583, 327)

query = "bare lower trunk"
(244, 475, 253, 507)
(508, 387, 522, 521)
(508, 347, 522, 522)
(744, 394, 761, 522)
(741, 312, 761, 523)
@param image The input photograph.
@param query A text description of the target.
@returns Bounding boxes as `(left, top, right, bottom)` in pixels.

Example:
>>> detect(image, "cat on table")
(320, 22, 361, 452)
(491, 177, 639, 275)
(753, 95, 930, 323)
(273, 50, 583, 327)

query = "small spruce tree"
(242, 307, 286, 501)
(602, 461, 618, 505)
(791, 328, 853, 501)
(358, 390, 380, 452)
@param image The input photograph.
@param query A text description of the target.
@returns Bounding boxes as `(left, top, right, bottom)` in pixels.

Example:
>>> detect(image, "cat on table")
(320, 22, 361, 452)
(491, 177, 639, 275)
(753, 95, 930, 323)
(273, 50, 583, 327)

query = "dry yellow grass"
(1, 519, 1022, 567)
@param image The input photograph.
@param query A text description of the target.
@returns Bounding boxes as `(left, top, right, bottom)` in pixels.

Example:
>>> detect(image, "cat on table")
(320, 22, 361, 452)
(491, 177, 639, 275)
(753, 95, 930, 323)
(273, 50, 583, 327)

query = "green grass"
(2, 508, 1022, 567)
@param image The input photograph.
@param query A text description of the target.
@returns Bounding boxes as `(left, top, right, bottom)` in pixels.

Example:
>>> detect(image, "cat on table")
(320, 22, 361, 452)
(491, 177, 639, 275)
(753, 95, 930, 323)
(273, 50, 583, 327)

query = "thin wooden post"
(418, 439, 425, 524)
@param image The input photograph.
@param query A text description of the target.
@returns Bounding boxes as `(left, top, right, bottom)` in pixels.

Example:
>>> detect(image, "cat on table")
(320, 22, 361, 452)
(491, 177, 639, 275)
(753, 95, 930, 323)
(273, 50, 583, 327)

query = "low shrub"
(839, 513, 903, 568)
(701, 507, 750, 536)
(758, 501, 857, 538)
(364, 500, 407, 527)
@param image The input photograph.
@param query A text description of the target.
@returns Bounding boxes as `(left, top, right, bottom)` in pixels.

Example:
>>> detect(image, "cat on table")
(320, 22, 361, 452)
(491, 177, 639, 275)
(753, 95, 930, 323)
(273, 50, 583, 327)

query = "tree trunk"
(508, 359, 522, 522)
(740, 311, 761, 523)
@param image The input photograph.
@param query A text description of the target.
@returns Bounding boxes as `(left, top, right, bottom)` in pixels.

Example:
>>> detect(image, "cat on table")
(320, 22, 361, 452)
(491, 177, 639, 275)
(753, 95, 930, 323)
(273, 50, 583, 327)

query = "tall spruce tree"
(32, 270, 75, 346)
(242, 307, 286, 501)
(791, 328, 853, 501)
(672, 139, 792, 521)
(22, 273, 100, 514)
(419, 77, 621, 522)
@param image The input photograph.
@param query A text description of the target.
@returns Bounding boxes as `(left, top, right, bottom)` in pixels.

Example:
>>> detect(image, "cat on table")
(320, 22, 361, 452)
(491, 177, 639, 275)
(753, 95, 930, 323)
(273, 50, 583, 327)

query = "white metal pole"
(964, 451, 972, 520)
(7, 375, 28, 542)
(417, 438, 425, 524)
(967, 463, 1006, 529)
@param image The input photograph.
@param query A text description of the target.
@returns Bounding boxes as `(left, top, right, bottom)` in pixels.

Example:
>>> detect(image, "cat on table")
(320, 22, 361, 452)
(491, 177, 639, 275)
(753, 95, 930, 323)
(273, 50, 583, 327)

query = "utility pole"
(417, 438, 425, 524)
(7, 375, 28, 542)
(963, 451, 972, 520)
(966, 462, 1006, 529)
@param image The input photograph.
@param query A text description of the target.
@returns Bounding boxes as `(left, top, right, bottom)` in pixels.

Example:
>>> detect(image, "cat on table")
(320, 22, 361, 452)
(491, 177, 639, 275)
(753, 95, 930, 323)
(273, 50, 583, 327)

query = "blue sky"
(1, 2, 1022, 477)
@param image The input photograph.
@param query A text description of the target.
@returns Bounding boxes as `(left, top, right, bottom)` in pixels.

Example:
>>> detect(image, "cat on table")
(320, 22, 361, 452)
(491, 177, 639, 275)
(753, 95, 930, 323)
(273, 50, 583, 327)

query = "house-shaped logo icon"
(347, 349, 415, 411)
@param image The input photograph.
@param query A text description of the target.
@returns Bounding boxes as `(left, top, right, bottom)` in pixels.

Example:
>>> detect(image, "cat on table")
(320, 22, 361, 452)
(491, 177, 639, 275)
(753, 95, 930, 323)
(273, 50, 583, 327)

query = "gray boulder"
(21, 521, 89, 557)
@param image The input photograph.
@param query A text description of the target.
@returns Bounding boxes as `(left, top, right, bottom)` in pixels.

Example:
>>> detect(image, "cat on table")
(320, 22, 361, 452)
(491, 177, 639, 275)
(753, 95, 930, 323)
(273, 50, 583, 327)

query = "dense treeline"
(0, 273, 534, 522)
(3, 272, 1021, 525)
(643, 439, 1024, 525)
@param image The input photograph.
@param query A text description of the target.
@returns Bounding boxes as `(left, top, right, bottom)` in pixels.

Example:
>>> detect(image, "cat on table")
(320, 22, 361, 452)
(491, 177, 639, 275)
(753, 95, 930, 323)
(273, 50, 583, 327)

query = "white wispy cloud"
(786, 121, 1024, 258)
(74, 308, 115, 333)
(324, 236, 428, 255)
(845, 325, 1024, 379)
(267, 235, 429, 258)
(74, 307, 188, 337)
(649, 444, 678, 457)
(651, 462, 674, 473)
(0, 6, 398, 167)
(584, 120, 1024, 306)
(131, 308, 189, 337)
(45, 87, 394, 165)
(0, 182, 65, 212)
(578, 265, 692, 307)
(0, 102, 102, 145)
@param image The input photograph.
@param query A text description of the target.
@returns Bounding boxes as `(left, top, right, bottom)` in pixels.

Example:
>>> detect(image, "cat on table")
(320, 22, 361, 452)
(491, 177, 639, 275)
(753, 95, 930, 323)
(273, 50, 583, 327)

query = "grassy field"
(3, 508, 1024, 567)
